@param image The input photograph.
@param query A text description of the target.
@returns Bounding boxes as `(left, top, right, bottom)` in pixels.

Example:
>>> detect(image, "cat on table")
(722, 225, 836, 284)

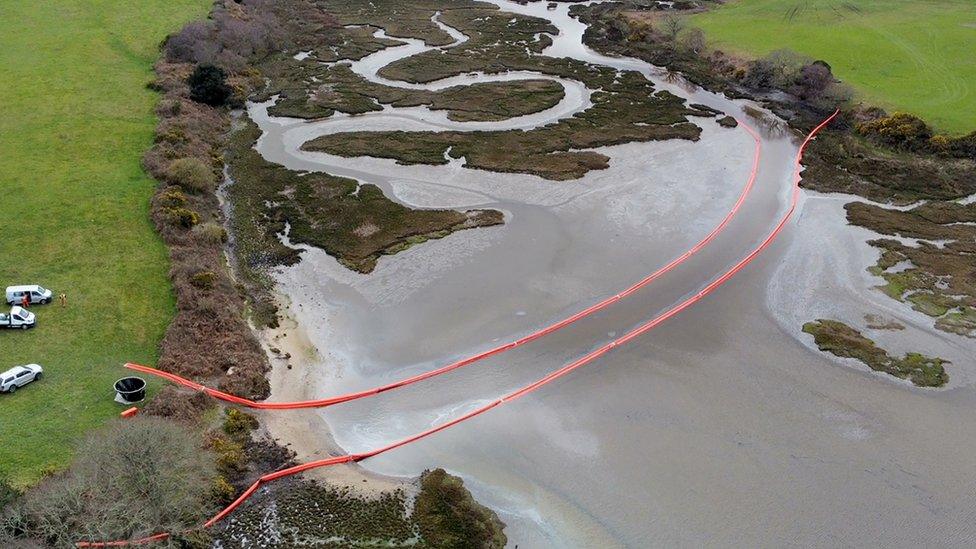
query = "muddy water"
(253, 1, 976, 546)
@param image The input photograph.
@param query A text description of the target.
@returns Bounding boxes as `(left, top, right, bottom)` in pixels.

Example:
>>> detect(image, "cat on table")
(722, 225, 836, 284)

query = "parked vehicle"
(1, 364, 43, 393)
(0, 306, 35, 329)
(6, 285, 53, 305)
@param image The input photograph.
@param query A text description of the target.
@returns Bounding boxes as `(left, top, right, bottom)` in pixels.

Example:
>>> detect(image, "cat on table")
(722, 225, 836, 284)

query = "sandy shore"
(256, 291, 412, 497)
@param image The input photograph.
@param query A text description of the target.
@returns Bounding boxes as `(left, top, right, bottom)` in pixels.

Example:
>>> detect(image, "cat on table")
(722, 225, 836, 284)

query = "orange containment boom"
(122, 118, 765, 411)
(76, 111, 839, 548)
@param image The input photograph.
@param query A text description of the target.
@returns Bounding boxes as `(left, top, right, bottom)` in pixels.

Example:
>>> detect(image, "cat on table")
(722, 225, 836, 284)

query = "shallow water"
(253, 2, 976, 546)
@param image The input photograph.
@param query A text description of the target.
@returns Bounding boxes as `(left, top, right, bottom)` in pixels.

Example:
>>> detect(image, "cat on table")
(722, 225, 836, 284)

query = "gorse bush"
(858, 112, 933, 151)
(209, 436, 247, 477)
(223, 409, 259, 441)
(166, 157, 215, 193)
(163, 206, 200, 228)
(189, 270, 218, 289)
(210, 476, 236, 506)
(158, 186, 189, 207)
(188, 64, 232, 107)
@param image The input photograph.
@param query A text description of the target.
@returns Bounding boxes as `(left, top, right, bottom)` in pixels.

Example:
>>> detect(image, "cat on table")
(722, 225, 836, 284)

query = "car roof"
(10, 306, 29, 314)
(6, 285, 40, 292)
(1, 366, 30, 377)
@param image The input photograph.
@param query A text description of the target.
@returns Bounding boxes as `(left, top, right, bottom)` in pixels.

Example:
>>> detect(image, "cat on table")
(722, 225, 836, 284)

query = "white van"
(6, 285, 52, 305)
(0, 306, 35, 329)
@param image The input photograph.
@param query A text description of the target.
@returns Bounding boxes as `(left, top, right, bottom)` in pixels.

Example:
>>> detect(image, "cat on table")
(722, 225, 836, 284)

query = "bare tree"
(5, 418, 215, 548)
(662, 13, 685, 43)
(790, 62, 833, 101)
(683, 28, 706, 54)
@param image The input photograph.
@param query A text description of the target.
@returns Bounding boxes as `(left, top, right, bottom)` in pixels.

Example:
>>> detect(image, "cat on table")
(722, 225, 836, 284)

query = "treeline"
(164, 0, 336, 73)
(580, 3, 853, 117)
(578, 1, 976, 158)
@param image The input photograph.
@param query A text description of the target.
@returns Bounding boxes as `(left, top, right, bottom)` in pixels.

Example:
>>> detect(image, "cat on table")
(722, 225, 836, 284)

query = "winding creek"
(250, 1, 976, 546)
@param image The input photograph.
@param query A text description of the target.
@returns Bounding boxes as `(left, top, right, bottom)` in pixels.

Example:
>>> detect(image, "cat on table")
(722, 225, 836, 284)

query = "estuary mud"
(247, 0, 976, 546)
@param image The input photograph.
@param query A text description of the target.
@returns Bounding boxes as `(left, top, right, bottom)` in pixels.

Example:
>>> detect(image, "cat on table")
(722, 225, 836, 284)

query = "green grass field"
(0, 0, 208, 487)
(692, 0, 976, 134)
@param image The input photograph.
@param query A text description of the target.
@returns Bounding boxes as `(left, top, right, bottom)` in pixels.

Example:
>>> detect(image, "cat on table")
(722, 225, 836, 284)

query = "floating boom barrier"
(77, 110, 838, 547)
(123, 118, 764, 410)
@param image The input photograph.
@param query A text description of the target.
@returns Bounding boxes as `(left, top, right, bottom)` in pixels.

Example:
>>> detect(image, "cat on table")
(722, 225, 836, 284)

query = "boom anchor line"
(76, 110, 838, 548)
(123, 118, 765, 411)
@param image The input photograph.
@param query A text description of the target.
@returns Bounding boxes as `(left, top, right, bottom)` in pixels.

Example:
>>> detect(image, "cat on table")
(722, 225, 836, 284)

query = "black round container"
(114, 377, 146, 403)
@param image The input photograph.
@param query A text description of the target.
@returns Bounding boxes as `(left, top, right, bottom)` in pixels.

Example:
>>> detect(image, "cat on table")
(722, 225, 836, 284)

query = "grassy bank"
(692, 0, 976, 134)
(0, 0, 209, 487)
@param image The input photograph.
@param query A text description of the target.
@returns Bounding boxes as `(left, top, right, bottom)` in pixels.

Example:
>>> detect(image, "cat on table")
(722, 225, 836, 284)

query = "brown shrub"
(166, 157, 216, 193)
(218, 368, 271, 401)
(140, 1, 273, 412)
(143, 386, 212, 422)
(8, 419, 214, 547)
(192, 222, 228, 244)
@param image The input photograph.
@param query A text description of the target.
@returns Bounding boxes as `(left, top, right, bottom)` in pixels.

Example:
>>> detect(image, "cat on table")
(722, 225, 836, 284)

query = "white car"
(6, 285, 53, 305)
(1, 364, 43, 393)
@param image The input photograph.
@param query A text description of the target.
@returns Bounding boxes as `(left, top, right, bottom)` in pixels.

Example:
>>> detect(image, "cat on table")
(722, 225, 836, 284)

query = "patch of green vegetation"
(936, 307, 976, 338)
(264, 62, 566, 122)
(414, 468, 506, 549)
(0, 0, 210, 487)
(845, 201, 976, 338)
(803, 132, 976, 204)
(267, 1, 708, 180)
(304, 71, 704, 180)
(802, 319, 948, 387)
(323, 0, 482, 46)
(227, 118, 503, 281)
(906, 292, 954, 318)
(213, 469, 505, 548)
(692, 0, 976, 134)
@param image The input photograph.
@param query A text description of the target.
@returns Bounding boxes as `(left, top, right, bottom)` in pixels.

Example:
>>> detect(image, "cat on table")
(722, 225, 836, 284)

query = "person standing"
(59, 292, 67, 307)
(21, 293, 30, 308)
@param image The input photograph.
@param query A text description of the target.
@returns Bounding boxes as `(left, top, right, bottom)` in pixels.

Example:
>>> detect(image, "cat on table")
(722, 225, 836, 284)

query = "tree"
(790, 62, 833, 101)
(188, 64, 232, 107)
(743, 58, 776, 89)
(682, 28, 706, 54)
(4, 418, 215, 547)
(662, 14, 685, 43)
